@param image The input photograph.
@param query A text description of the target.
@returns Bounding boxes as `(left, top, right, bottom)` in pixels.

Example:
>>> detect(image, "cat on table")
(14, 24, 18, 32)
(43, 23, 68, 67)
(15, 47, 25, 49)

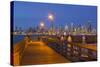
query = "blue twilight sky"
(13, 1, 97, 30)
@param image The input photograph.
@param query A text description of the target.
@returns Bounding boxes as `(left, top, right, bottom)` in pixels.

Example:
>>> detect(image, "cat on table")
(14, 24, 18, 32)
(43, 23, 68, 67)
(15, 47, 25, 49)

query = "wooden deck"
(20, 41, 70, 65)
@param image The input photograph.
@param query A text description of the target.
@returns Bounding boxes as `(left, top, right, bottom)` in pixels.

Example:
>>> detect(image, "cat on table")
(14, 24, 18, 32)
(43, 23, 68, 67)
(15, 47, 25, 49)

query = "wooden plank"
(20, 41, 70, 65)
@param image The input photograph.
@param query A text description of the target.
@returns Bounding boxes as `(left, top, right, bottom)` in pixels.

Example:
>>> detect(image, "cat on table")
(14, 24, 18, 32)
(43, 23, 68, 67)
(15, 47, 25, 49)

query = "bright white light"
(48, 13, 54, 21)
(40, 22, 44, 27)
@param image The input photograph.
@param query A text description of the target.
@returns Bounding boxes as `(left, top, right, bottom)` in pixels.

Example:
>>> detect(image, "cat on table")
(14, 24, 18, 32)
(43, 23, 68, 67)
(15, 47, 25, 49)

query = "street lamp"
(48, 13, 54, 21)
(48, 13, 54, 34)
(40, 22, 44, 27)
(39, 21, 45, 34)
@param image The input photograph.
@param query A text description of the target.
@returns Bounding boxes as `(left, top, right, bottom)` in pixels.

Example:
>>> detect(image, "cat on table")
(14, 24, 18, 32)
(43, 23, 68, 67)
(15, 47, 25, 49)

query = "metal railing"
(42, 36, 97, 62)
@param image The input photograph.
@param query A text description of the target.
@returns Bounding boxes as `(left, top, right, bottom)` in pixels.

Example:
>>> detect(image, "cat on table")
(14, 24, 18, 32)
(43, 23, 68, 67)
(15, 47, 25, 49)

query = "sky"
(12, 1, 97, 30)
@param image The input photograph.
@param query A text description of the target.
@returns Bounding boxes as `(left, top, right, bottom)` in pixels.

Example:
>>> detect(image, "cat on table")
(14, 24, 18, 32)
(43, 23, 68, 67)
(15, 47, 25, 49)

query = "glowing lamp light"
(67, 35, 72, 43)
(40, 22, 44, 27)
(48, 13, 54, 21)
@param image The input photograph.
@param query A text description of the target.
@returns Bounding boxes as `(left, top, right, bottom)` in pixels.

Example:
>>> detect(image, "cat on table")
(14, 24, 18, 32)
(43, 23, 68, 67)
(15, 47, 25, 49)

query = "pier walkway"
(16, 41, 70, 65)
(13, 35, 97, 66)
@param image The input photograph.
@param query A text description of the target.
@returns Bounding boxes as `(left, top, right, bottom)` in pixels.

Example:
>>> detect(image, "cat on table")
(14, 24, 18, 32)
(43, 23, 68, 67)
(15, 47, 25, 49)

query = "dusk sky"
(13, 1, 97, 30)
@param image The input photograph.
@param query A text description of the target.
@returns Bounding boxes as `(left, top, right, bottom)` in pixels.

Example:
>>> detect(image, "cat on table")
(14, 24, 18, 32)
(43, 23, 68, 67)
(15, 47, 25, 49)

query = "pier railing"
(42, 36, 97, 62)
(13, 36, 30, 65)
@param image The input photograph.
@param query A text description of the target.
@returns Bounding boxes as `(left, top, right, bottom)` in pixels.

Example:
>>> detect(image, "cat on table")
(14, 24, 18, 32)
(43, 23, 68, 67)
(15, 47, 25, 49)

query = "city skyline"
(13, 1, 97, 30)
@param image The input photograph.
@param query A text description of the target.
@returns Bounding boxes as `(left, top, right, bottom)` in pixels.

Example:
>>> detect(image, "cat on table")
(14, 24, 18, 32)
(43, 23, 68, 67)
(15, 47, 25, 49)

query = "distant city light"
(65, 24, 68, 30)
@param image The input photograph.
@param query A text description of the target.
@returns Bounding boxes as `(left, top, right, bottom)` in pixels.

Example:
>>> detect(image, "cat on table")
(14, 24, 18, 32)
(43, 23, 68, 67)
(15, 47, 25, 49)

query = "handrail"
(43, 37, 97, 62)
(13, 36, 30, 65)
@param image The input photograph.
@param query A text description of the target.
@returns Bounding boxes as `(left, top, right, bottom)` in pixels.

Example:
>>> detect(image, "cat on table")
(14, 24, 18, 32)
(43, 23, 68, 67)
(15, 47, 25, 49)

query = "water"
(13, 35, 25, 44)
(13, 34, 40, 44)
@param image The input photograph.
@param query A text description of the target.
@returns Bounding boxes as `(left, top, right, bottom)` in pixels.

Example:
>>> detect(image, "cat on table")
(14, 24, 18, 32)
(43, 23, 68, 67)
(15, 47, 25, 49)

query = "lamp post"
(39, 21, 45, 33)
(48, 13, 54, 34)
(40, 22, 44, 28)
